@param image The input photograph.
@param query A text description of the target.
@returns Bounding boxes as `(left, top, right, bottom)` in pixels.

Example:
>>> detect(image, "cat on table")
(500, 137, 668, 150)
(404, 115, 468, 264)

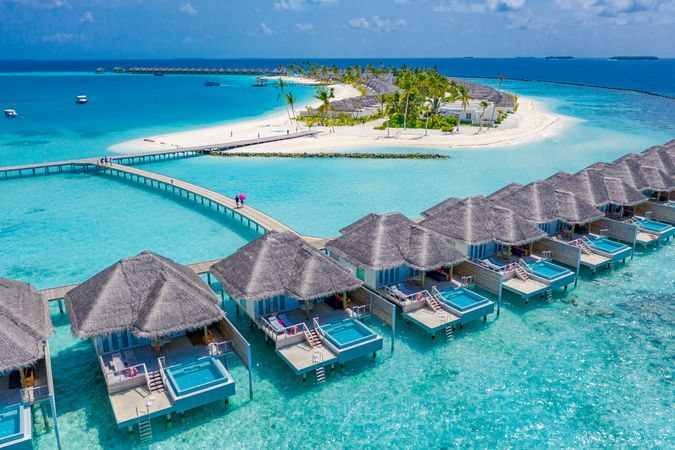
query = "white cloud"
(372, 16, 407, 31)
(434, 0, 525, 13)
(295, 22, 315, 32)
(274, 0, 338, 10)
(79, 11, 94, 23)
(259, 22, 275, 35)
(348, 17, 370, 28)
(41, 32, 83, 43)
(554, 0, 673, 26)
(348, 16, 407, 31)
(179, 2, 197, 15)
(10, 0, 70, 9)
(393, 0, 410, 3)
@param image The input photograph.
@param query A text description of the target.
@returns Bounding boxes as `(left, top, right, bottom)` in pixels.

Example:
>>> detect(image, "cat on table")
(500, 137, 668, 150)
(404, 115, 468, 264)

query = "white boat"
(4, 109, 17, 118)
(95, 67, 106, 73)
(76, 95, 88, 104)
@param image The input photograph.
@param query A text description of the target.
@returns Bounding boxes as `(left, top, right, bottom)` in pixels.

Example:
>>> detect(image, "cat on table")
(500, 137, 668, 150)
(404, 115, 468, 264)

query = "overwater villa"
(325, 213, 494, 339)
(420, 196, 575, 302)
(0, 278, 60, 450)
(488, 181, 606, 288)
(210, 232, 388, 383)
(589, 158, 675, 242)
(544, 169, 641, 271)
(64, 251, 249, 442)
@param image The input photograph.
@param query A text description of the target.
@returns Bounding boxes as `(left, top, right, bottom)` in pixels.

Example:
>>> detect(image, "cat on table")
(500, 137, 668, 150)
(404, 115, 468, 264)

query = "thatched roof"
(211, 232, 362, 302)
(65, 251, 224, 340)
(546, 169, 646, 207)
(623, 146, 675, 178)
(488, 182, 524, 202)
(0, 278, 52, 373)
(326, 212, 466, 271)
(421, 197, 462, 218)
(489, 181, 604, 225)
(589, 159, 674, 192)
(420, 196, 547, 247)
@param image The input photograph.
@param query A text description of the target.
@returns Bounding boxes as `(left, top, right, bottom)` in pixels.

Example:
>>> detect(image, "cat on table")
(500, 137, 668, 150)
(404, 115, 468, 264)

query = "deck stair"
(608, 260, 615, 270)
(148, 371, 165, 393)
(514, 263, 530, 281)
(137, 406, 153, 444)
(445, 326, 454, 341)
(579, 240, 594, 255)
(426, 294, 443, 312)
(305, 329, 322, 348)
(545, 291, 552, 301)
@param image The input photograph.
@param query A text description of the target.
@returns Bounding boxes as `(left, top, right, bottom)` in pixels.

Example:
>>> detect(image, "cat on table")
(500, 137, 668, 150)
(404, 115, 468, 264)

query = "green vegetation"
(210, 152, 449, 159)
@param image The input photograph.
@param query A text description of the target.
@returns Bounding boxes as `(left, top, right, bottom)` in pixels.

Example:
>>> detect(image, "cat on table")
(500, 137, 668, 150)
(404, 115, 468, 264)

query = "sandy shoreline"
(110, 82, 577, 154)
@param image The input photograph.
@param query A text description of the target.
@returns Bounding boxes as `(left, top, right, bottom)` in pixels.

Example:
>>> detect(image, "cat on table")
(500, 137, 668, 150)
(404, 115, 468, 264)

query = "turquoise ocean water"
(0, 66, 673, 448)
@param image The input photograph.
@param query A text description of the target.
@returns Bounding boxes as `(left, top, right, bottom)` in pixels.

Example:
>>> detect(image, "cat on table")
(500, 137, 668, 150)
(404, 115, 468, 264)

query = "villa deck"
(256, 302, 383, 377)
(100, 326, 236, 429)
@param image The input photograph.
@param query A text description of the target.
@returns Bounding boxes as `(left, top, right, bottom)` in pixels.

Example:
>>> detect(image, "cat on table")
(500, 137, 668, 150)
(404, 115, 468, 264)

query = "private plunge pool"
(321, 319, 378, 349)
(438, 287, 490, 312)
(588, 237, 630, 255)
(0, 403, 24, 446)
(164, 357, 228, 397)
(637, 218, 672, 233)
(526, 260, 572, 280)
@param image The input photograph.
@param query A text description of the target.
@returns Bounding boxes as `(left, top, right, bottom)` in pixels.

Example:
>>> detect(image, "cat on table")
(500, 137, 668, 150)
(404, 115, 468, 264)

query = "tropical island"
(111, 63, 571, 155)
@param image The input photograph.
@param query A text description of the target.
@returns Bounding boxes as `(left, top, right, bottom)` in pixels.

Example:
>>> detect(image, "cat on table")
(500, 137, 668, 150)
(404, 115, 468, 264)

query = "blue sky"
(1, 0, 673, 58)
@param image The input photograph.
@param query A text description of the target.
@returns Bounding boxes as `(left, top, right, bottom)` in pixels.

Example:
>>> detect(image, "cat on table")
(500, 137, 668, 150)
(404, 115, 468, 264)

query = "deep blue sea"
(0, 59, 673, 449)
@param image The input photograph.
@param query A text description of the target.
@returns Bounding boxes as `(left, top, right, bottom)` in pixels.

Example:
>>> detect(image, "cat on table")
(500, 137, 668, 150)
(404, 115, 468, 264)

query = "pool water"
(439, 288, 489, 312)
(0, 404, 22, 445)
(589, 237, 629, 254)
(321, 319, 376, 349)
(638, 219, 672, 233)
(165, 358, 227, 397)
(527, 261, 571, 280)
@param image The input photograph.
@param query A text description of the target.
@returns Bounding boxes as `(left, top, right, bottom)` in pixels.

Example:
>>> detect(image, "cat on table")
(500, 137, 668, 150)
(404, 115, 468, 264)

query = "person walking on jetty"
(234, 194, 240, 208)
(239, 193, 246, 208)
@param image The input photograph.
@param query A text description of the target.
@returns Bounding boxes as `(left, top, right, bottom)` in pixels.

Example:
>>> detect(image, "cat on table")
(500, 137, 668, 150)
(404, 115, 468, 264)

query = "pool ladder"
(445, 325, 454, 341)
(313, 352, 326, 383)
(544, 290, 553, 302)
(608, 260, 615, 271)
(136, 405, 153, 444)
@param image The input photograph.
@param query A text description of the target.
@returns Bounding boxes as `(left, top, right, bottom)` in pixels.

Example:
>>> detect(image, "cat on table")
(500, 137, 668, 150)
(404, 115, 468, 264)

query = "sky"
(1, 0, 674, 59)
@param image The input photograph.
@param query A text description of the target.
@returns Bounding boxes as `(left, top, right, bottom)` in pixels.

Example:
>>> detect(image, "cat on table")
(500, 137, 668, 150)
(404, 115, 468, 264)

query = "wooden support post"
(58, 300, 64, 314)
(207, 272, 211, 285)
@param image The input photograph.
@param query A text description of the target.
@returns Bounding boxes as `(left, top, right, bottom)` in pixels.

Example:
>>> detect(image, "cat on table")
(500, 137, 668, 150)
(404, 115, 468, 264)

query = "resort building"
(326, 212, 495, 339)
(588, 159, 675, 242)
(64, 251, 249, 442)
(439, 100, 498, 126)
(448, 78, 516, 112)
(420, 196, 575, 302)
(211, 232, 390, 383)
(0, 278, 60, 450)
(543, 169, 641, 271)
(487, 181, 605, 288)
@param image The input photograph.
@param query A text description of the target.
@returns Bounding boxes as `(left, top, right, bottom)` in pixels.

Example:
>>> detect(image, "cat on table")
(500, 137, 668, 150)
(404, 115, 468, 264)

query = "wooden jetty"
(125, 67, 287, 75)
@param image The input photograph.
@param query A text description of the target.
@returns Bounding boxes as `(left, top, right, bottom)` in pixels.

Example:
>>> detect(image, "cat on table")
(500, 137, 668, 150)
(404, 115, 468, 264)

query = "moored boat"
(4, 109, 17, 118)
(75, 95, 88, 104)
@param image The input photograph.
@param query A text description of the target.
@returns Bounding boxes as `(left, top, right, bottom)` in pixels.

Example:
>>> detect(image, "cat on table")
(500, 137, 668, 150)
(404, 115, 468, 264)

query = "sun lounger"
(124, 350, 137, 367)
(278, 313, 293, 326)
(267, 316, 285, 334)
(111, 353, 125, 372)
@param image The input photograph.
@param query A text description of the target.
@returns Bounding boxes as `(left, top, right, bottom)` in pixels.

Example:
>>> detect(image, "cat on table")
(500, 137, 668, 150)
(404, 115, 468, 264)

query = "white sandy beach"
(110, 82, 577, 155)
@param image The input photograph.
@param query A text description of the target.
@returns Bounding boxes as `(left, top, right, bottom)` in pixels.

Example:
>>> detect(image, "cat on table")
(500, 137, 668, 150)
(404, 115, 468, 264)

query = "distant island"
(545, 56, 574, 60)
(609, 56, 658, 61)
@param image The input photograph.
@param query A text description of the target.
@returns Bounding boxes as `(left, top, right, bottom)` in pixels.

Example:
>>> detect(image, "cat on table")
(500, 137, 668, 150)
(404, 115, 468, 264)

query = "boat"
(4, 109, 17, 118)
(75, 95, 88, 104)
(112, 66, 125, 73)
(204, 81, 221, 87)
(95, 67, 106, 73)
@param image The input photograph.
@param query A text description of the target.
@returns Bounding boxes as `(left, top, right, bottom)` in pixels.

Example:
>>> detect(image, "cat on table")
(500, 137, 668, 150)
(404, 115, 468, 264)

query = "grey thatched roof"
(448, 78, 515, 109)
(420, 196, 547, 247)
(211, 232, 362, 302)
(326, 212, 466, 271)
(0, 278, 52, 373)
(361, 73, 399, 95)
(546, 169, 646, 207)
(65, 251, 224, 340)
(623, 146, 675, 178)
(589, 159, 674, 192)
(490, 181, 604, 225)
(421, 197, 462, 218)
(488, 183, 524, 202)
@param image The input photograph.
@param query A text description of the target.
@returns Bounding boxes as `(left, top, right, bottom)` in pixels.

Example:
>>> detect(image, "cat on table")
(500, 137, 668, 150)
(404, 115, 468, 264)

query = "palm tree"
(398, 71, 417, 130)
(478, 100, 489, 132)
(285, 92, 299, 131)
(277, 79, 292, 121)
(456, 85, 473, 131)
(315, 87, 335, 130)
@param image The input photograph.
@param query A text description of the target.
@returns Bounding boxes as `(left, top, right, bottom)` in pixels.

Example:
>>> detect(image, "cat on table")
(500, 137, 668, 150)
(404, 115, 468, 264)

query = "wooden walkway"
(97, 162, 298, 235)
(126, 67, 286, 75)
